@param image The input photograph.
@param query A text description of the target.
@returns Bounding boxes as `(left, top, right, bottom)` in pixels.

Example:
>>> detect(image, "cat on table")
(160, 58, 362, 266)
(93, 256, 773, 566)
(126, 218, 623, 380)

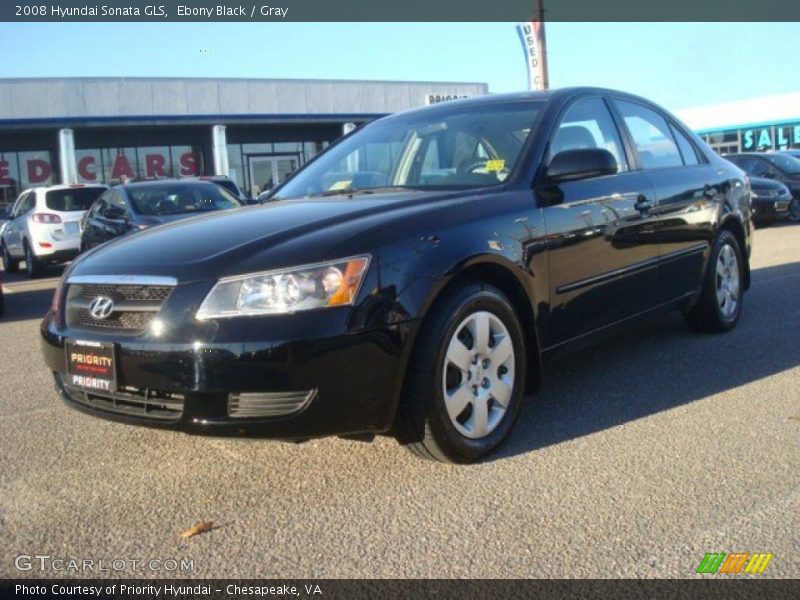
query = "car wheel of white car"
(24, 242, 41, 279)
(1, 242, 19, 273)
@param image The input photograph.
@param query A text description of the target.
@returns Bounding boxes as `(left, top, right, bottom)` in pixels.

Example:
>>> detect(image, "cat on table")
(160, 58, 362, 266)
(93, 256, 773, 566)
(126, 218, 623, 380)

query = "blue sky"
(0, 22, 795, 111)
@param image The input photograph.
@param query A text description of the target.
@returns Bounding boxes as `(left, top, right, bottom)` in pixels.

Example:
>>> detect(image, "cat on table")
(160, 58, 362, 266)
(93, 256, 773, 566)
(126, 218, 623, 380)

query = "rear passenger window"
(614, 100, 683, 169)
(669, 124, 700, 166)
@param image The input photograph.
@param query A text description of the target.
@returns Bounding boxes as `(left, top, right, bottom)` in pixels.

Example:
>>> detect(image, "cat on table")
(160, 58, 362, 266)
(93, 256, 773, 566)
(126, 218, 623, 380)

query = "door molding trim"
(555, 242, 706, 295)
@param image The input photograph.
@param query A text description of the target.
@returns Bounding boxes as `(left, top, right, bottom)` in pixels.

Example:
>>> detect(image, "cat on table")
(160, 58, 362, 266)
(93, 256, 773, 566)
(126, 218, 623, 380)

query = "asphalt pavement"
(0, 224, 798, 579)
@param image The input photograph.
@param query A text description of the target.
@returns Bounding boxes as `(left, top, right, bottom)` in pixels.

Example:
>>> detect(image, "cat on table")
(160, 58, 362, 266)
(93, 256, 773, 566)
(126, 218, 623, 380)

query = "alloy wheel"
(715, 244, 740, 319)
(442, 311, 515, 439)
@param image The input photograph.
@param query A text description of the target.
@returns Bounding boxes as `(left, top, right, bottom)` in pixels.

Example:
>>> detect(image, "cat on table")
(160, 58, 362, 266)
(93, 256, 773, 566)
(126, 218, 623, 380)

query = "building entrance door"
(248, 155, 299, 196)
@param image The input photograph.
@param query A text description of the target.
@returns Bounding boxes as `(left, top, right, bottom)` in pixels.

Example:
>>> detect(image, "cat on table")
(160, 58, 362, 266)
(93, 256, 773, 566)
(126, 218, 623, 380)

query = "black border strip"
(4, 1, 800, 22)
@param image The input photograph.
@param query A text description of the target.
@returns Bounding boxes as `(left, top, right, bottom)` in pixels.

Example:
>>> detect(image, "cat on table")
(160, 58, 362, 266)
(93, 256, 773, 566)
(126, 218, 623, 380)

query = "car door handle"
(703, 185, 718, 199)
(634, 196, 653, 212)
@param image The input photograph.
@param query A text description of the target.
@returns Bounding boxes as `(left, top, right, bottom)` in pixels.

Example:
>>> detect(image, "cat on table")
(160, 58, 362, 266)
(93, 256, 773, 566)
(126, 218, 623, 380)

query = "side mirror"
(546, 148, 618, 183)
(104, 207, 127, 221)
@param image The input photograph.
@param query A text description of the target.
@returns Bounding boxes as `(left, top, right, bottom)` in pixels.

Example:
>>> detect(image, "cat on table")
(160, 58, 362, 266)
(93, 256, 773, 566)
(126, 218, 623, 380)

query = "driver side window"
(549, 97, 628, 172)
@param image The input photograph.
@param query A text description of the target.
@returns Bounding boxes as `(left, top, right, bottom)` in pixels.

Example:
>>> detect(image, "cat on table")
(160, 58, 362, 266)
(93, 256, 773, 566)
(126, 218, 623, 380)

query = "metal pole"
(537, 0, 550, 90)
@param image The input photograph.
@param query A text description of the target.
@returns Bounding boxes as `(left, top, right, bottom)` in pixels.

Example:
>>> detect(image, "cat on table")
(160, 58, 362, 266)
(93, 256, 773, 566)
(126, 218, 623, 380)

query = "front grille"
(65, 282, 174, 333)
(63, 383, 184, 421)
(76, 284, 173, 303)
(75, 309, 154, 330)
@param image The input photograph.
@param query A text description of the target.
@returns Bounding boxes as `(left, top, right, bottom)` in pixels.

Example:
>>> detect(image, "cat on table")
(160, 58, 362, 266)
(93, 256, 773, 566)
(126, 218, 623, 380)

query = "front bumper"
(41, 306, 415, 439)
(751, 197, 791, 221)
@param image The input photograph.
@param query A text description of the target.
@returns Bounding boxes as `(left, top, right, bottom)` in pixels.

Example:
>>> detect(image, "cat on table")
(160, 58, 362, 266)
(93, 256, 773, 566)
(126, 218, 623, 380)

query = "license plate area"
(64, 221, 80, 235)
(65, 340, 117, 393)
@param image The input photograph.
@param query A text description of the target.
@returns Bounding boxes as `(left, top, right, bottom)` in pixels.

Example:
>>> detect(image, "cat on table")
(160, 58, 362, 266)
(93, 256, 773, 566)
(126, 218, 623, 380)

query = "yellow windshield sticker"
(328, 180, 353, 191)
(485, 159, 505, 172)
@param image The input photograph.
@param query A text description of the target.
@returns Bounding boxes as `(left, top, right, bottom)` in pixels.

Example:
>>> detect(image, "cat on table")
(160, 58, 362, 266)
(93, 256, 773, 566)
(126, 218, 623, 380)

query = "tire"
(1, 241, 19, 273)
(788, 197, 800, 223)
(24, 241, 42, 279)
(684, 230, 744, 333)
(396, 282, 527, 463)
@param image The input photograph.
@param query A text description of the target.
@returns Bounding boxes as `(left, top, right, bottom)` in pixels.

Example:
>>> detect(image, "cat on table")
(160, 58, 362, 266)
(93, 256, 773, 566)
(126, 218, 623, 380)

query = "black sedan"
(79, 180, 242, 251)
(747, 176, 793, 224)
(42, 88, 752, 463)
(726, 152, 800, 221)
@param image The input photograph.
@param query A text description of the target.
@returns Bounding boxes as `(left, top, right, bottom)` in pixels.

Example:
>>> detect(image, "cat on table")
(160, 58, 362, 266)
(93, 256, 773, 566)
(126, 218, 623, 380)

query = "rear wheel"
(24, 241, 42, 279)
(684, 230, 744, 333)
(1, 242, 19, 273)
(396, 282, 527, 463)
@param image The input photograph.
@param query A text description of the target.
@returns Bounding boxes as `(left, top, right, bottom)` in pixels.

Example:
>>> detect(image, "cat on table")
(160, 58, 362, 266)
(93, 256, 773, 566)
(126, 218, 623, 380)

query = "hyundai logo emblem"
(88, 296, 115, 320)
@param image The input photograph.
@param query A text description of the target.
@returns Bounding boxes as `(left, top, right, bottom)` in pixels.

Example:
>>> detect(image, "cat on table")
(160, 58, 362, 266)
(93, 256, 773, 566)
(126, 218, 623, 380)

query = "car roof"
(119, 179, 216, 190)
(28, 183, 108, 193)
(372, 86, 668, 126)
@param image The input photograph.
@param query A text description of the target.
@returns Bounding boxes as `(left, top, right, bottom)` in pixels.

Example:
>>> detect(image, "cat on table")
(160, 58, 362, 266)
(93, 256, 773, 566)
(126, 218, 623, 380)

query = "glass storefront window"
(226, 144, 244, 191)
(77, 145, 204, 184)
(18, 150, 55, 189)
(0, 151, 22, 206)
(0, 149, 56, 206)
(76, 148, 103, 183)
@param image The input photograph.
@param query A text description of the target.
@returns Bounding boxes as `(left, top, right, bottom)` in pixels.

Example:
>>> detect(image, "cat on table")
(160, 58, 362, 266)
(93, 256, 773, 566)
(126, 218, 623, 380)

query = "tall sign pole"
(516, 1, 549, 91)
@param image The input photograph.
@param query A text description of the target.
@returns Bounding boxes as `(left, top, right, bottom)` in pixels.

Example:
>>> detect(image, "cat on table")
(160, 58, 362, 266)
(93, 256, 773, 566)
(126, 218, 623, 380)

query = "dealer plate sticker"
(65, 340, 117, 392)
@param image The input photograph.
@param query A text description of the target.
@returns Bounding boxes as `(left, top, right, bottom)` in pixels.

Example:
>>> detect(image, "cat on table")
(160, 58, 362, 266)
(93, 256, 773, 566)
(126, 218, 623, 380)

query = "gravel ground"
(0, 223, 797, 579)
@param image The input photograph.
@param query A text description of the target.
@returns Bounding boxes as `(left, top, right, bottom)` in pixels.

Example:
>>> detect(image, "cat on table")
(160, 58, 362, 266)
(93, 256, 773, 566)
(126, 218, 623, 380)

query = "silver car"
(1, 184, 107, 277)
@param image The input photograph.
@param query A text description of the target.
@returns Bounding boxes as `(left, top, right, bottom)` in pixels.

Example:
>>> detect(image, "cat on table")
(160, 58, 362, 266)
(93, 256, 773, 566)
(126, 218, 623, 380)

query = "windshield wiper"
(306, 185, 430, 198)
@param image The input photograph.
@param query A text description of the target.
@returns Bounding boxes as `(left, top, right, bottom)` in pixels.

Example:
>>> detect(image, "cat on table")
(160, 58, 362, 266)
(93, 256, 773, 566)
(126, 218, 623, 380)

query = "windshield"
(45, 187, 105, 212)
(127, 183, 241, 216)
(275, 101, 543, 200)
(765, 153, 800, 174)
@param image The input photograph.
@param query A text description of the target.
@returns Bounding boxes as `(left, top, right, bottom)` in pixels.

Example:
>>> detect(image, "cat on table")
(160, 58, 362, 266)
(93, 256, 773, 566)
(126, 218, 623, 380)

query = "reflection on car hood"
(71, 191, 456, 282)
(749, 176, 789, 192)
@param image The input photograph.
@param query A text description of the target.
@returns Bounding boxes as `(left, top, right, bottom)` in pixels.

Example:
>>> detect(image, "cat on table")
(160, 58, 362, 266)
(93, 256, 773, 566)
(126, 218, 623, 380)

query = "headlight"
(196, 255, 371, 319)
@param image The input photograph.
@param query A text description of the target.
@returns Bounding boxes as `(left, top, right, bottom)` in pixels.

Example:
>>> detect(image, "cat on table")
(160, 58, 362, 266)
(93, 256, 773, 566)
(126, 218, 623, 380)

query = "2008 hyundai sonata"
(41, 88, 752, 463)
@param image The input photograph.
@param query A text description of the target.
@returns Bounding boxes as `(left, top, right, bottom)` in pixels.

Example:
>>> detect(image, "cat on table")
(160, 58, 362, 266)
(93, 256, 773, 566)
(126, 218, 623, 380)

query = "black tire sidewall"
(25, 242, 37, 278)
(426, 287, 527, 462)
(710, 231, 744, 328)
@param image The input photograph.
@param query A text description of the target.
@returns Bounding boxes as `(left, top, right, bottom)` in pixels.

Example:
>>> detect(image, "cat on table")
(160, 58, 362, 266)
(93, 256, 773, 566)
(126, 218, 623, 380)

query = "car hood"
(749, 176, 789, 193)
(70, 190, 459, 282)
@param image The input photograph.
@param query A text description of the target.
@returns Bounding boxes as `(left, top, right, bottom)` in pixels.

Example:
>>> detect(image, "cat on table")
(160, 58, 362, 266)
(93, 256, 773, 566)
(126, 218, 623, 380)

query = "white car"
(1, 184, 107, 277)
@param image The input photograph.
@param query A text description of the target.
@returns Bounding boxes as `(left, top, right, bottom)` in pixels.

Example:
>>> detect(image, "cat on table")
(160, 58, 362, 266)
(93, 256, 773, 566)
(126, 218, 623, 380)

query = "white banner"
(516, 21, 547, 91)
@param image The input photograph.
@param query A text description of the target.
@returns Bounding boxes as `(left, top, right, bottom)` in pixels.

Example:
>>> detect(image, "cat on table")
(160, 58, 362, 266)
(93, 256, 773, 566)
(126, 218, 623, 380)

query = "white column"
(58, 128, 77, 185)
(211, 124, 229, 176)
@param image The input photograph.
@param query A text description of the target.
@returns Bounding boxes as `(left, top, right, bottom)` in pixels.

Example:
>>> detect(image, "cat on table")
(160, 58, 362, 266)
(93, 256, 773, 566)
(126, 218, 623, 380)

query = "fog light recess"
(228, 389, 317, 418)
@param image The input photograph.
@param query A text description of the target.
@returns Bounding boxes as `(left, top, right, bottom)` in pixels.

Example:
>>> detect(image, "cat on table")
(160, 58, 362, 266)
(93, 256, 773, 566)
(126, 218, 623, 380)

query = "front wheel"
(396, 282, 527, 463)
(684, 230, 744, 333)
(788, 197, 800, 223)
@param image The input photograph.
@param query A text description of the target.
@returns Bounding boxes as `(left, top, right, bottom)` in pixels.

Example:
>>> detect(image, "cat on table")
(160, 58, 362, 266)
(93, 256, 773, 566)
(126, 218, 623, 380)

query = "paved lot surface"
(0, 224, 798, 579)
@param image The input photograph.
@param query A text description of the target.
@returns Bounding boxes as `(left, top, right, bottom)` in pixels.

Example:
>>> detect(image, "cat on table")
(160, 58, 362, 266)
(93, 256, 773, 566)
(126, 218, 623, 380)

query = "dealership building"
(675, 91, 800, 155)
(0, 77, 488, 207)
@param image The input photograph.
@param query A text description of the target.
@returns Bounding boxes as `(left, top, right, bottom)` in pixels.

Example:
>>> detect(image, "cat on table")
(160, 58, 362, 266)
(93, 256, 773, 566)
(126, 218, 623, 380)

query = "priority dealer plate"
(65, 340, 117, 392)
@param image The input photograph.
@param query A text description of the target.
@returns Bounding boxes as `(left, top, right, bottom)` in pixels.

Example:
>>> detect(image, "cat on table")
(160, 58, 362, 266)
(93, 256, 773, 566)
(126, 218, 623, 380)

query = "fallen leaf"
(179, 521, 216, 539)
